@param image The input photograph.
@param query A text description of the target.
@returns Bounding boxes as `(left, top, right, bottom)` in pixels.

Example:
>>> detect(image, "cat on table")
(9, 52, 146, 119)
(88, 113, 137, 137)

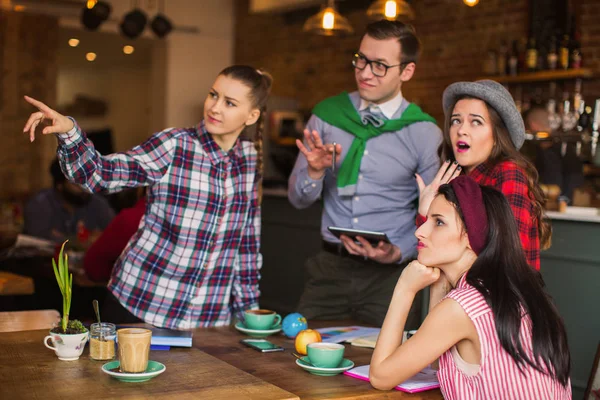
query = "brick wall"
(580, 0, 600, 99)
(234, 0, 600, 123)
(0, 11, 58, 199)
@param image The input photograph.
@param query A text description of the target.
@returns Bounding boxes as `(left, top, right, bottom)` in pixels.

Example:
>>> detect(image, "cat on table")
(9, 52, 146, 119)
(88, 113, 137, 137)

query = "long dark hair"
(438, 183, 570, 386)
(219, 65, 273, 202)
(439, 95, 552, 249)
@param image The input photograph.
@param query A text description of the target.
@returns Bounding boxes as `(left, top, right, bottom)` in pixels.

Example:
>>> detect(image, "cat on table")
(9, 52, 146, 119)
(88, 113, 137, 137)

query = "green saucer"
(234, 321, 282, 338)
(102, 360, 166, 382)
(296, 357, 354, 376)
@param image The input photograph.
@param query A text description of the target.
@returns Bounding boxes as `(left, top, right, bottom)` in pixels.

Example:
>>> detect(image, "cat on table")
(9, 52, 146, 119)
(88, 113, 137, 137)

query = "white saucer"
(234, 321, 282, 337)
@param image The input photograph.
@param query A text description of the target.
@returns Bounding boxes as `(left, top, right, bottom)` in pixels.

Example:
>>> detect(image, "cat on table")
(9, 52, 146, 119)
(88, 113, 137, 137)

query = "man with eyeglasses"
(288, 20, 442, 328)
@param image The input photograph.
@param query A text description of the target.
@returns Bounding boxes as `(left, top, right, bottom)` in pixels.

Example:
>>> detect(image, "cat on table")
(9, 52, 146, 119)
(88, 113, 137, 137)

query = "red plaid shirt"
(416, 161, 540, 270)
(469, 161, 540, 270)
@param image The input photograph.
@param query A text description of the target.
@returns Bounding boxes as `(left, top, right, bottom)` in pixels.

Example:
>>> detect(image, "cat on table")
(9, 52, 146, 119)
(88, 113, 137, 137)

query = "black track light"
(120, 8, 147, 39)
(81, 1, 111, 31)
(150, 14, 172, 38)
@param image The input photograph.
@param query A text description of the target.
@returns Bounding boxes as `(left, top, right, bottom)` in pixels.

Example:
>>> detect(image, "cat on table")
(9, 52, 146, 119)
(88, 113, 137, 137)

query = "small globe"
(282, 313, 308, 338)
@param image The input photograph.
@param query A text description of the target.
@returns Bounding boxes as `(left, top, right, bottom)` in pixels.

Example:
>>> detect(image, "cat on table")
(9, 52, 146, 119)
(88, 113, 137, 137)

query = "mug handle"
(273, 314, 282, 327)
(44, 336, 56, 351)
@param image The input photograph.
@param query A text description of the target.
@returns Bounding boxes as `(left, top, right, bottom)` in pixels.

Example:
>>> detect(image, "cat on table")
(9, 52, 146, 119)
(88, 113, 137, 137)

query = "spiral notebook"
(343, 365, 440, 393)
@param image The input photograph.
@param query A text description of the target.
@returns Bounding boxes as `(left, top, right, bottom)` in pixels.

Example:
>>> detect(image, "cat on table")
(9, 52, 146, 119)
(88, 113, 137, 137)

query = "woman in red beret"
(370, 176, 571, 399)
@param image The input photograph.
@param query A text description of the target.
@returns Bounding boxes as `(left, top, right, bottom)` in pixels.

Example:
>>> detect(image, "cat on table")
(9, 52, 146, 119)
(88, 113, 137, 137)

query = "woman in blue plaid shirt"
(23, 65, 273, 329)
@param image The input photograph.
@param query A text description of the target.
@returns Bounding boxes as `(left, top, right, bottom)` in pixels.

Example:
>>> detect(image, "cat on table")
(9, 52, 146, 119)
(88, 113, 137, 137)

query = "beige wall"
(0, 0, 234, 201)
(57, 64, 152, 152)
(60, 0, 235, 129)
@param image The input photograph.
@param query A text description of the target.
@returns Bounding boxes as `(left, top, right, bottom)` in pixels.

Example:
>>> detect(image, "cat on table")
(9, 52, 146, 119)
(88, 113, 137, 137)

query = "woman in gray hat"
(415, 80, 550, 272)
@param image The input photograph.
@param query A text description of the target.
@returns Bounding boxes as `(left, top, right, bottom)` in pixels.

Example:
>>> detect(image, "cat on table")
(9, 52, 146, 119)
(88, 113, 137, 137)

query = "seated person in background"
(84, 188, 146, 282)
(370, 176, 571, 399)
(523, 105, 584, 202)
(23, 158, 115, 244)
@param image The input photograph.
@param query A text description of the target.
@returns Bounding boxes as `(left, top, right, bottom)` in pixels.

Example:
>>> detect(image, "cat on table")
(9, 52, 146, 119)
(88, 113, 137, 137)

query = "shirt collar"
(196, 121, 244, 165)
(468, 161, 492, 182)
(358, 90, 404, 119)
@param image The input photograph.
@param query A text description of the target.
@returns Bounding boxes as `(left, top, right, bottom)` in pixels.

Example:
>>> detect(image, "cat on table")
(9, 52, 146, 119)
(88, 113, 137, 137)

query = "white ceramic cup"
(44, 331, 89, 361)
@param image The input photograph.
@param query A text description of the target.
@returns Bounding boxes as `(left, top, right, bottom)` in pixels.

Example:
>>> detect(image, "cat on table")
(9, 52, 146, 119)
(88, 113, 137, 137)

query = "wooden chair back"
(0, 310, 60, 333)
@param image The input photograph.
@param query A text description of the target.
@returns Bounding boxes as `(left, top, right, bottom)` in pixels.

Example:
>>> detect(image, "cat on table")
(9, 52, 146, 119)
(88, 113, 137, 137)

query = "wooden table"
(0, 329, 298, 400)
(0, 271, 34, 295)
(196, 321, 444, 400)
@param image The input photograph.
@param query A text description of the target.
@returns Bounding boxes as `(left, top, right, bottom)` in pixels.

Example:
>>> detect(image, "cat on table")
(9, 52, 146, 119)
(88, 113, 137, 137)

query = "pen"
(331, 142, 337, 173)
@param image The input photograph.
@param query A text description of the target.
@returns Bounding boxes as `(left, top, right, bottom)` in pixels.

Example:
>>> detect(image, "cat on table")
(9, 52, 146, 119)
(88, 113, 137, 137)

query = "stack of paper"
(344, 364, 440, 393)
(347, 334, 379, 348)
(316, 326, 381, 344)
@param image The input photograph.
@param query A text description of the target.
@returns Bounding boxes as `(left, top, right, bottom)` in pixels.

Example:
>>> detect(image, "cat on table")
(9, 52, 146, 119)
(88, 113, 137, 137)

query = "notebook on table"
(344, 365, 440, 393)
(117, 326, 193, 348)
(149, 327, 193, 347)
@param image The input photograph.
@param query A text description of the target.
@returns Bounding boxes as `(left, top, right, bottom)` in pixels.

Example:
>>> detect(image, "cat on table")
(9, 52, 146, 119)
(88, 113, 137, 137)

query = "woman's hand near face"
(416, 160, 461, 217)
(296, 129, 342, 180)
(397, 260, 441, 295)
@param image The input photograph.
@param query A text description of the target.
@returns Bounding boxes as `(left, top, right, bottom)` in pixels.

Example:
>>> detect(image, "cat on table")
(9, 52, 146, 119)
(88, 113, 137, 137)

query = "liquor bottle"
(562, 97, 578, 132)
(538, 47, 547, 71)
(514, 86, 523, 113)
(547, 99, 562, 132)
(577, 101, 592, 160)
(570, 32, 582, 69)
(573, 79, 583, 120)
(576, 101, 588, 132)
(559, 34, 570, 70)
(547, 82, 561, 132)
(547, 36, 558, 70)
(517, 38, 528, 73)
(483, 50, 497, 75)
(508, 40, 519, 76)
(526, 37, 538, 72)
(496, 40, 508, 76)
(592, 99, 600, 161)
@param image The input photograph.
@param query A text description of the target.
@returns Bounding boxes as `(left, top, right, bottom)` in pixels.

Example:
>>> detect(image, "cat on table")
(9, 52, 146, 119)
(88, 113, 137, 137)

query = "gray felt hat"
(442, 80, 525, 150)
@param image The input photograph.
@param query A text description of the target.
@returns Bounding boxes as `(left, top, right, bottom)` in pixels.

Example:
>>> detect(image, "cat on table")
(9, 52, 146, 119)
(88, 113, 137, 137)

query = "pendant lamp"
(303, 0, 354, 37)
(366, 0, 415, 21)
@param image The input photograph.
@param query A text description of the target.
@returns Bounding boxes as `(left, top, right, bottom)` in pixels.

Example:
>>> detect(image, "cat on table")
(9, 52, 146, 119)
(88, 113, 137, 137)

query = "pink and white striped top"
(437, 275, 572, 400)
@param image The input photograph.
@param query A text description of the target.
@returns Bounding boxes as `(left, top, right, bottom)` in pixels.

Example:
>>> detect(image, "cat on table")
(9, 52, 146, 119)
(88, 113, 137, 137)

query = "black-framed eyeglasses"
(352, 53, 408, 77)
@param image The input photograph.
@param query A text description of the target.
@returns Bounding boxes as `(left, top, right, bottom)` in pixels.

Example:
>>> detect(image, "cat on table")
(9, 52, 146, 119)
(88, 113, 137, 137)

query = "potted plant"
(43, 240, 89, 360)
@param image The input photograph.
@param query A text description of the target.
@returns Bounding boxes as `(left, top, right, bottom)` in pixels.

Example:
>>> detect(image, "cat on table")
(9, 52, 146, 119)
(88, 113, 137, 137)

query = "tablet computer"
(327, 226, 390, 246)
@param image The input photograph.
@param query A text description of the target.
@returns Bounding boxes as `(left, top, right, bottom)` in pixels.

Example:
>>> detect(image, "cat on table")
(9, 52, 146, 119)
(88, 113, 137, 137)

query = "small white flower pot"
(44, 330, 89, 361)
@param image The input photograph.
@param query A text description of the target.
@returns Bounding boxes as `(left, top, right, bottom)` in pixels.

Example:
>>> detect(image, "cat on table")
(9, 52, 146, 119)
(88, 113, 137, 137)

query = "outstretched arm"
(23, 96, 173, 193)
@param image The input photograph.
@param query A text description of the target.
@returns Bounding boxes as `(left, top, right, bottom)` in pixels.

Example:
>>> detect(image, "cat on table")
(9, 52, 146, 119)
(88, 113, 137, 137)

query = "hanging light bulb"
(366, 0, 415, 21)
(303, 0, 353, 37)
(463, 0, 479, 6)
(322, 9, 335, 30)
(385, 1, 397, 18)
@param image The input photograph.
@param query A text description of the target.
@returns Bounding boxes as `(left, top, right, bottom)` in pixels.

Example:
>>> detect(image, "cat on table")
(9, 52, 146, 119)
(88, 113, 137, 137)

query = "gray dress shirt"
(288, 91, 442, 262)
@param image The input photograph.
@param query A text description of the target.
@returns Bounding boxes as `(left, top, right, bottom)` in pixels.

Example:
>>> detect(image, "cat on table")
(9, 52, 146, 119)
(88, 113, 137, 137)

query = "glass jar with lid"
(89, 322, 116, 360)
